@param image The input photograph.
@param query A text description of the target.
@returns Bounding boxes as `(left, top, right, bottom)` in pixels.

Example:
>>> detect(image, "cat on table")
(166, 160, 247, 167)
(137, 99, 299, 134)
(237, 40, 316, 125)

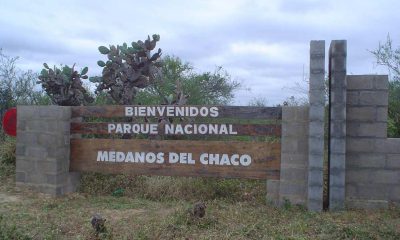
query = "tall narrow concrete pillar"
(308, 40, 325, 211)
(329, 40, 347, 210)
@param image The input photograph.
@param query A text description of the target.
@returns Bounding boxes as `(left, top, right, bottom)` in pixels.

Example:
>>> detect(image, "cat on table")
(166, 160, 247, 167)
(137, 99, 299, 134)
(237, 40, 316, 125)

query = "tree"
(248, 96, 268, 107)
(0, 49, 49, 122)
(135, 56, 240, 105)
(371, 35, 400, 137)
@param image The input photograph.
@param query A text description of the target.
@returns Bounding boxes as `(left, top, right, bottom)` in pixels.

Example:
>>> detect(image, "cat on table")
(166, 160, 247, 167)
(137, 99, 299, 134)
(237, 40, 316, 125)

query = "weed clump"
(79, 173, 266, 203)
(0, 136, 16, 165)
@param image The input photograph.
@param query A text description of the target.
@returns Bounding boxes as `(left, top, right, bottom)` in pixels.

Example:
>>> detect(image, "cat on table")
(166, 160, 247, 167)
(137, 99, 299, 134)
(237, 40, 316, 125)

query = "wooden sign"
(70, 105, 282, 180)
(70, 139, 280, 180)
(71, 105, 282, 119)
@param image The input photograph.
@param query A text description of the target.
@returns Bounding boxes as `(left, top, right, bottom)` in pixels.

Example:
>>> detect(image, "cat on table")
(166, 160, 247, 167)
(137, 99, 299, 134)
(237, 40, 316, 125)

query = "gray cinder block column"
(329, 40, 347, 210)
(278, 106, 309, 206)
(15, 106, 79, 196)
(308, 40, 325, 211)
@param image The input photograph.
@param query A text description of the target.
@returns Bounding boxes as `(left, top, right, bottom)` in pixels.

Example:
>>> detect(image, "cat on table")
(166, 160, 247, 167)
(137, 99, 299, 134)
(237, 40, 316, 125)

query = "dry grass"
(1, 137, 400, 239)
(0, 172, 399, 239)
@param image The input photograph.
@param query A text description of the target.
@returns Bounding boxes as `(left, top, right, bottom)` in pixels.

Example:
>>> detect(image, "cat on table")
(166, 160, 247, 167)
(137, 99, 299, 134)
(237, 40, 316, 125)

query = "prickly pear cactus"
(37, 64, 94, 106)
(90, 34, 163, 104)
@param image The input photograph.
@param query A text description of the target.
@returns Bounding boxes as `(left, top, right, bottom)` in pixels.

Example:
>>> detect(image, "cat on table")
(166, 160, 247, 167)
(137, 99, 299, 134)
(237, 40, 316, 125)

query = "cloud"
(1, 0, 400, 105)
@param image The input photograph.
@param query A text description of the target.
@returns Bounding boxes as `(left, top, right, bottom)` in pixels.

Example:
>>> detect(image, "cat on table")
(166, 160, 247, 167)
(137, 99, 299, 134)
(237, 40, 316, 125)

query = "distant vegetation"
(371, 35, 400, 137)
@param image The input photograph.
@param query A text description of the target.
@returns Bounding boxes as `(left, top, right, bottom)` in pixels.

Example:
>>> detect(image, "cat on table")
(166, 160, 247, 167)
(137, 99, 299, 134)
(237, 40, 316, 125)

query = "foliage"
(282, 95, 308, 106)
(90, 34, 163, 104)
(248, 96, 268, 107)
(371, 35, 400, 81)
(387, 81, 400, 137)
(371, 35, 400, 137)
(0, 136, 16, 165)
(0, 49, 49, 122)
(37, 63, 93, 106)
(136, 56, 240, 105)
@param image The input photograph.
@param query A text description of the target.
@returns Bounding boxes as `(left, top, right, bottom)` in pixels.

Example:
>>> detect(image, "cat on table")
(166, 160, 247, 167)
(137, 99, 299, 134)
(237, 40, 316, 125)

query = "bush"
(0, 136, 16, 165)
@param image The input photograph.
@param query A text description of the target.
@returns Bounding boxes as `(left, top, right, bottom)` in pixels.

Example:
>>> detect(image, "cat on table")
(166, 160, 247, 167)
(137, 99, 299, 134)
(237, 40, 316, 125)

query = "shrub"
(0, 136, 16, 165)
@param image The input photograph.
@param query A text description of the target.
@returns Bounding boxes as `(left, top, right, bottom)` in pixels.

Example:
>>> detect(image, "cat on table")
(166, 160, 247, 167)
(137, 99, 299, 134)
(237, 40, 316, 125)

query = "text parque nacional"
(107, 106, 238, 135)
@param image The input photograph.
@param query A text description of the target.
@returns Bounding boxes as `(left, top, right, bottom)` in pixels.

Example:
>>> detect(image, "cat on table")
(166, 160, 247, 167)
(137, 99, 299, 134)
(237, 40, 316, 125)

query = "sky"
(1, 0, 399, 105)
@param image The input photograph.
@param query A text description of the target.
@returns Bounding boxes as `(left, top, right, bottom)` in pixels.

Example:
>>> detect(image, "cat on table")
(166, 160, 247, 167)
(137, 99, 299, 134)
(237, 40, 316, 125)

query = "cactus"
(37, 64, 94, 106)
(91, 34, 163, 104)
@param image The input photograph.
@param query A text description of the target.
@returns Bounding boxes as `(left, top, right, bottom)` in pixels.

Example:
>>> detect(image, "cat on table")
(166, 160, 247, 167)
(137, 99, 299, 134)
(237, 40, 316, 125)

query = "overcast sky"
(1, 0, 399, 105)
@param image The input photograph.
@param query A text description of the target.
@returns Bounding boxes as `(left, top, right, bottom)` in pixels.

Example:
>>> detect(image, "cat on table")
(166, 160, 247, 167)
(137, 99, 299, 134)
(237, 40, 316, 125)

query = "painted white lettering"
(116, 152, 125, 162)
(184, 124, 192, 134)
(200, 153, 208, 165)
(157, 106, 165, 116)
(139, 107, 146, 116)
(209, 107, 219, 117)
(176, 107, 185, 117)
(187, 153, 195, 164)
(198, 124, 208, 134)
(169, 152, 179, 163)
(208, 124, 218, 134)
(165, 124, 174, 134)
(219, 124, 228, 134)
(108, 124, 116, 133)
(146, 152, 156, 163)
(175, 124, 184, 134)
(231, 154, 239, 166)
(115, 124, 123, 133)
(199, 107, 208, 116)
(125, 152, 134, 162)
(141, 124, 149, 134)
(109, 151, 116, 162)
(136, 152, 145, 163)
(125, 107, 133, 116)
(189, 107, 199, 117)
(219, 154, 231, 165)
(179, 153, 188, 164)
(147, 107, 155, 116)
(240, 154, 252, 166)
(209, 154, 219, 165)
(150, 124, 158, 134)
(156, 152, 164, 163)
(97, 151, 108, 162)
(229, 124, 237, 134)
(131, 124, 140, 133)
(167, 106, 174, 117)
(123, 124, 132, 133)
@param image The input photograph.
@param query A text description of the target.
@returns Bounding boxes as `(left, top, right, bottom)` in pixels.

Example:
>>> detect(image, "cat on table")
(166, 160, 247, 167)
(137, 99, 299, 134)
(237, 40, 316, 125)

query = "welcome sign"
(70, 105, 282, 179)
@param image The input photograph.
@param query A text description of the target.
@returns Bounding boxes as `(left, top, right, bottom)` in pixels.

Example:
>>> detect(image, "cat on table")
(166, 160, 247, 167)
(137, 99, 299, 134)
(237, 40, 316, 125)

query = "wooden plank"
(70, 122, 281, 137)
(70, 139, 281, 180)
(71, 105, 282, 119)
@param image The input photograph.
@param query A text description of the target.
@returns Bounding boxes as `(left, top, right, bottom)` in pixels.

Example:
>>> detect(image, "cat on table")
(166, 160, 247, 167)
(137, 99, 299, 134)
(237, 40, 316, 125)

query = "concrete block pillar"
(267, 107, 309, 207)
(278, 106, 309, 206)
(308, 40, 325, 211)
(328, 40, 347, 210)
(15, 105, 79, 195)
